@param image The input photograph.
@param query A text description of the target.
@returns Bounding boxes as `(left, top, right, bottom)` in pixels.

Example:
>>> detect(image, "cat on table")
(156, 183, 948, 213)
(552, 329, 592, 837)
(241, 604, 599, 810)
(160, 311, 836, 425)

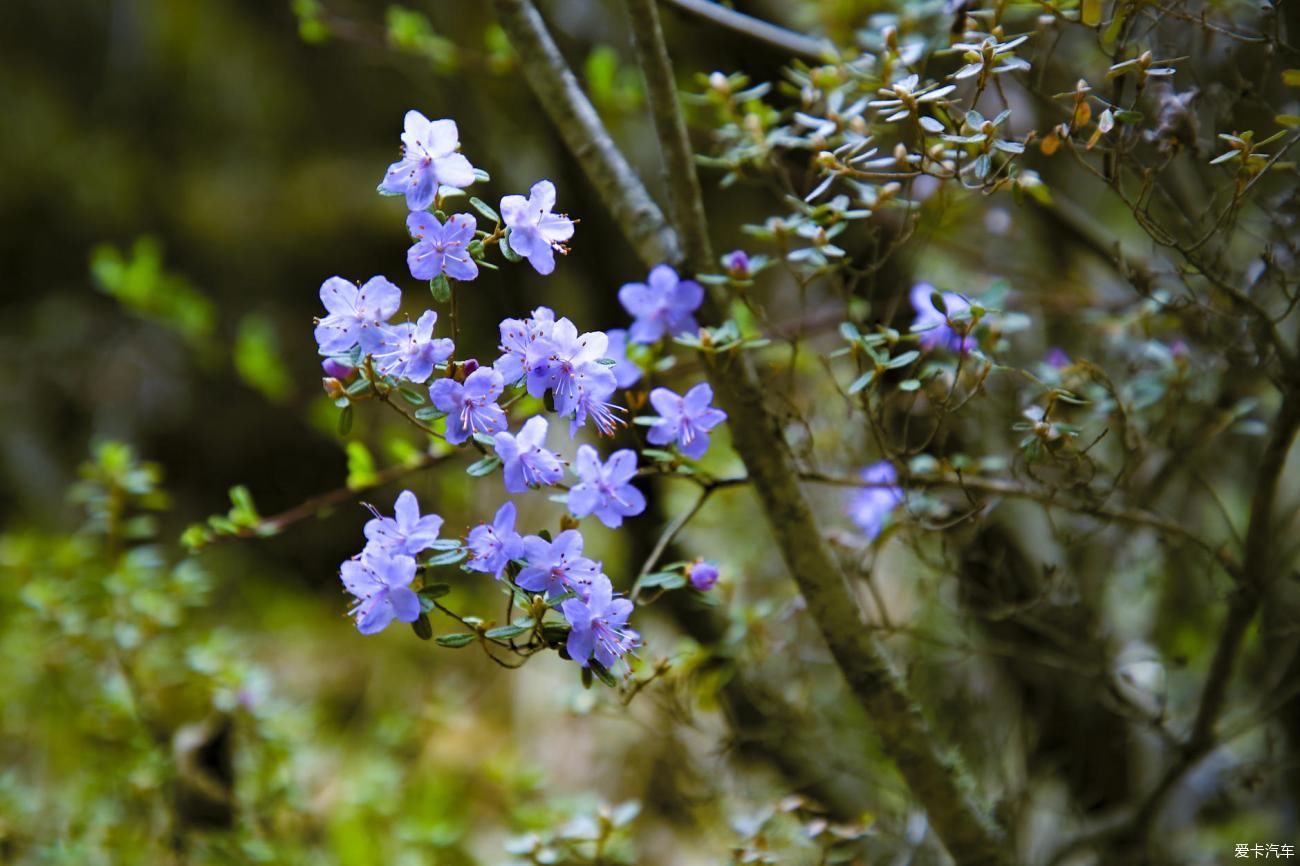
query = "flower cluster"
(848, 461, 903, 541)
(317, 109, 737, 678)
(341, 490, 443, 634)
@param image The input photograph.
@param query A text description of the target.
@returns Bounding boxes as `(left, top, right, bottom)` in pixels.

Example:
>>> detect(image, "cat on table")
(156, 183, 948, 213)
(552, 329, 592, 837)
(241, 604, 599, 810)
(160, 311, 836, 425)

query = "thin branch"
(491, 0, 681, 268)
(201, 450, 448, 545)
(622, 0, 1008, 862)
(631, 486, 714, 601)
(658, 0, 835, 63)
(1124, 384, 1300, 846)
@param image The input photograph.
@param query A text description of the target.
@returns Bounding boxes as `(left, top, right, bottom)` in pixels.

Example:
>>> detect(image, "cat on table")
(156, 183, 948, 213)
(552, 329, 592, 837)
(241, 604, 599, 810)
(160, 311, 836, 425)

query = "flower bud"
(709, 71, 730, 95)
(687, 559, 720, 591)
(322, 358, 355, 381)
(726, 249, 751, 278)
(322, 377, 347, 400)
(459, 358, 480, 376)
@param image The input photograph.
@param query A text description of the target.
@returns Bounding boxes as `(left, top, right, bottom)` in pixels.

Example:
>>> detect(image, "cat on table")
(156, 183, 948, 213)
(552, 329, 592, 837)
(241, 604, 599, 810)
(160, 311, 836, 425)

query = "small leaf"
(640, 571, 687, 589)
(847, 370, 876, 394)
(429, 274, 451, 303)
(1081, 0, 1102, 25)
(435, 633, 476, 648)
(898, 378, 922, 391)
(425, 549, 468, 567)
(499, 230, 523, 263)
(588, 661, 619, 688)
(418, 583, 452, 602)
(412, 613, 433, 640)
(484, 619, 534, 640)
(466, 455, 502, 477)
(338, 404, 354, 436)
(468, 196, 499, 222)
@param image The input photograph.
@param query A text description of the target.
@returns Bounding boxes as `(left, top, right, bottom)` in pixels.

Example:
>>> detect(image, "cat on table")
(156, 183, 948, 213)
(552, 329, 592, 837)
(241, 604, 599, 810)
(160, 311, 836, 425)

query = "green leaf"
(429, 274, 452, 303)
(468, 196, 499, 222)
(337, 404, 354, 436)
(346, 441, 378, 490)
(847, 370, 875, 395)
(484, 619, 534, 640)
(640, 571, 686, 589)
(500, 230, 523, 263)
(413, 406, 444, 421)
(466, 455, 501, 477)
(412, 613, 433, 640)
(640, 449, 676, 462)
(898, 378, 921, 391)
(435, 633, 476, 648)
(424, 549, 468, 567)
(588, 661, 619, 688)
(418, 583, 452, 603)
(886, 350, 920, 369)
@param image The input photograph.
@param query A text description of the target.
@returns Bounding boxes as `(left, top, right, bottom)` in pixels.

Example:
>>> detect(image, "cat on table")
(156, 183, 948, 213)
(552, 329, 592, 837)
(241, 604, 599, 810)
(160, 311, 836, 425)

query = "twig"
(658, 0, 835, 62)
(622, 0, 1009, 862)
(631, 486, 714, 600)
(204, 450, 448, 545)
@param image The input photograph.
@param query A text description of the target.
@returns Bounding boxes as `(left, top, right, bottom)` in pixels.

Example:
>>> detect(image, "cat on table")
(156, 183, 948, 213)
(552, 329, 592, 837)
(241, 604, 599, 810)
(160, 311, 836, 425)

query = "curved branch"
(622, 0, 1008, 862)
(491, 0, 681, 268)
(659, 0, 835, 62)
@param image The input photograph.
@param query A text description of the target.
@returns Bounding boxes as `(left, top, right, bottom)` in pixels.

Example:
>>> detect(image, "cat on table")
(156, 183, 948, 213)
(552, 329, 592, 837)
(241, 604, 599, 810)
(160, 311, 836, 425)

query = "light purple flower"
(526, 318, 612, 415)
(372, 311, 455, 383)
(364, 489, 445, 558)
(517, 529, 603, 599)
(1045, 348, 1071, 369)
(561, 574, 639, 669)
(428, 367, 507, 445)
(493, 416, 565, 493)
(605, 328, 642, 389)
(687, 559, 719, 591)
(568, 446, 645, 528)
(500, 180, 575, 275)
(340, 547, 420, 635)
(314, 276, 401, 355)
(379, 111, 477, 211)
(848, 461, 902, 541)
(910, 283, 975, 354)
(494, 307, 556, 384)
(725, 250, 750, 277)
(618, 265, 704, 344)
(466, 501, 524, 579)
(645, 383, 728, 460)
(567, 367, 624, 437)
(407, 212, 479, 282)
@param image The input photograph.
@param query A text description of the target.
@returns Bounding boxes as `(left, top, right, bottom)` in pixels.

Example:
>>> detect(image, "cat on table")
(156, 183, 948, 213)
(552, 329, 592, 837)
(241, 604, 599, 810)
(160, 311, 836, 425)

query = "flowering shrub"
(7, 0, 1300, 863)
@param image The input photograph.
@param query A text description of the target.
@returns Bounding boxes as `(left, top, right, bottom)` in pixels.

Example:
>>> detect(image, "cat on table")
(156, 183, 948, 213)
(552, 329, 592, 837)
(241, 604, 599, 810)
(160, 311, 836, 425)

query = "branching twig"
(658, 0, 835, 62)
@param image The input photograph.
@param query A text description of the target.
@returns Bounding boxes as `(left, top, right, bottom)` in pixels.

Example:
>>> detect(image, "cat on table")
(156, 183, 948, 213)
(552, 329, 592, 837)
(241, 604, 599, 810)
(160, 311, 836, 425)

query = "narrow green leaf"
(435, 632, 476, 648)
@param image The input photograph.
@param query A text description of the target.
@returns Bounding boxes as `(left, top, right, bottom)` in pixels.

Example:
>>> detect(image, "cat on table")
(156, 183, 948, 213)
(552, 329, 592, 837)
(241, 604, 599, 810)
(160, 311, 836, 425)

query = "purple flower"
(493, 416, 565, 493)
(848, 461, 902, 541)
(526, 318, 612, 415)
(314, 276, 401, 355)
(1045, 348, 1071, 369)
(500, 180, 575, 275)
(466, 501, 524, 579)
(910, 283, 975, 354)
(567, 368, 624, 437)
(687, 559, 720, 591)
(372, 311, 455, 383)
(407, 212, 479, 282)
(645, 383, 727, 460)
(618, 265, 704, 344)
(379, 111, 477, 211)
(605, 328, 642, 389)
(725, 250, 750, 278)
(494, 307, 556, 384)
(561, 574, 639, 670)
(428, 367, 507, 445)
(364, 489, 445, 558)
(517, 529, 603, 599)
(568, 446, 646, 528)
(340, 547, 420, 635)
